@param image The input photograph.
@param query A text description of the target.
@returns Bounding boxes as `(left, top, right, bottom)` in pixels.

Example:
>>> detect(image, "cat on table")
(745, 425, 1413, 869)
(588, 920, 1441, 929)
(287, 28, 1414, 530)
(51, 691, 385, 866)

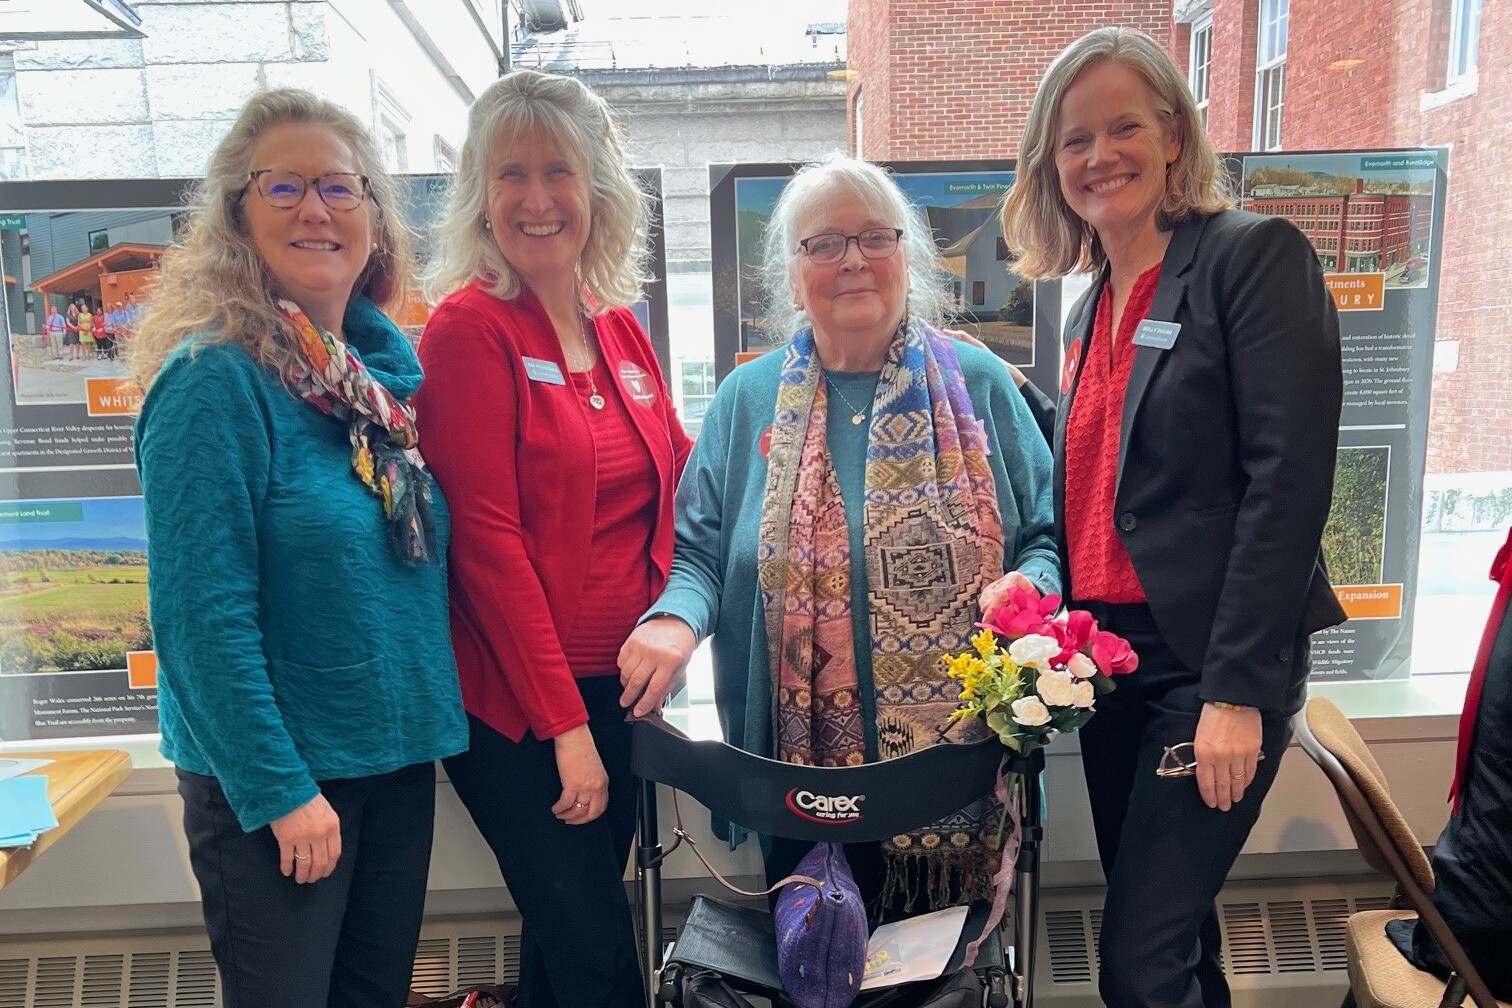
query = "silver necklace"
(826, 376, 870, 426)
(567, 314, 604, 410)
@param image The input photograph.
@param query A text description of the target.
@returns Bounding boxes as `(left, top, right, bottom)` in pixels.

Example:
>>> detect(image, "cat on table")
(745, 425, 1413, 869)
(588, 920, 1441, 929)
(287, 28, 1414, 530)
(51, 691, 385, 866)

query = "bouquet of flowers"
(946, 579, 1140, 755)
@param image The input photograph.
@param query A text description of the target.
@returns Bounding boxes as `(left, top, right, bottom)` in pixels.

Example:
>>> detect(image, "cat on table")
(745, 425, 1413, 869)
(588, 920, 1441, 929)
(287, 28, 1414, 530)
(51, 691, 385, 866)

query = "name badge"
(1132, 320, 1180, 350)
(522, 356, 565, 385)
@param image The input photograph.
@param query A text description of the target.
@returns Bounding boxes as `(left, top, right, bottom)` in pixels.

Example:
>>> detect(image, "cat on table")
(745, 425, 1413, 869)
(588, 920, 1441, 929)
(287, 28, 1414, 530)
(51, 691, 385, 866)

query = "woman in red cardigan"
(414, 70, 691, 1008)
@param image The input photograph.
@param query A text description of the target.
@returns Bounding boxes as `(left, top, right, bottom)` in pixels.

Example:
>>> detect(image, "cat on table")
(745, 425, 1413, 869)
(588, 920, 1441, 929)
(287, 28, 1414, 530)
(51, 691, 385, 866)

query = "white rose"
(1067, 652, 1098, 680)
(1011, 696, 1051, 727)
(1035, 670, 1077, 707)
(1008, 633, 1060, 671)
(1070, 680, 1096, 708)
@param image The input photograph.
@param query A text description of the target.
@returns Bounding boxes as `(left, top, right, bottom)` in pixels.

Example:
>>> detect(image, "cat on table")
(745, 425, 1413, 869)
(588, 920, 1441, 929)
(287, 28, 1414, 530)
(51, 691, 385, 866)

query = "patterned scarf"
(757, 317, 1006, 911)
(278, 299, 437, 566)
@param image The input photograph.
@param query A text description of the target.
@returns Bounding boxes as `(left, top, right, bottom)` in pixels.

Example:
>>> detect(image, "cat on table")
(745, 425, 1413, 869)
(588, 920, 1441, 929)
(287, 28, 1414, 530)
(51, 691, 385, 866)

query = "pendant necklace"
(826, 377, 870, 426)
(570, 314, 605, 410)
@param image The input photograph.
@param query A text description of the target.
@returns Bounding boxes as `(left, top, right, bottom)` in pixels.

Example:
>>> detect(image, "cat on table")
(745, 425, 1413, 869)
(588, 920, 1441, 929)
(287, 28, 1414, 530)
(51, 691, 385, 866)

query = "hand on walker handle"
(618, 615, 697, 717)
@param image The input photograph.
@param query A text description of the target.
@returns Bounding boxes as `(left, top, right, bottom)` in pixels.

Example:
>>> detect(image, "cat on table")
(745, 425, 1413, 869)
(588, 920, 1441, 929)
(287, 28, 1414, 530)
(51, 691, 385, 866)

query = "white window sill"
(1421, 68, 1478, 112)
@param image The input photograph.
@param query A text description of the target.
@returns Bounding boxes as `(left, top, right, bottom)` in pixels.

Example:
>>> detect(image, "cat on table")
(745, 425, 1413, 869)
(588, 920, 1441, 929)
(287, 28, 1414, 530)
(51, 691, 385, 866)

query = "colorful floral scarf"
(757, 317, 1006, 910)
(278, 299, 437, 566)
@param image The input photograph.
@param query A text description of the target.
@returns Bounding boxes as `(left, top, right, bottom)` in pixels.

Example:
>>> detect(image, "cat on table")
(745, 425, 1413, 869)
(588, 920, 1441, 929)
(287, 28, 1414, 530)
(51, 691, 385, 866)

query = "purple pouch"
(774, 842, 867, 1008)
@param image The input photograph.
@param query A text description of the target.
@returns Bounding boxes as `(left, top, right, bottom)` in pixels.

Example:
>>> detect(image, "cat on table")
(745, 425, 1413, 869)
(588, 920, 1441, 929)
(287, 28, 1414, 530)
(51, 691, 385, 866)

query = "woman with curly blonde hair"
(414, 69, 691, 1008)
(132, 88, 465, 1008)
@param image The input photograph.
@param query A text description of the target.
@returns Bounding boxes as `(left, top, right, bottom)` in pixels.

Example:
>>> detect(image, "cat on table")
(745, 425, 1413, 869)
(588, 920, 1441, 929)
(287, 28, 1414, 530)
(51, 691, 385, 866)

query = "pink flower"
(1054, 609, 1098, 664)
(979, 583, 1062, 640)
(1090, 631, 1140, 675)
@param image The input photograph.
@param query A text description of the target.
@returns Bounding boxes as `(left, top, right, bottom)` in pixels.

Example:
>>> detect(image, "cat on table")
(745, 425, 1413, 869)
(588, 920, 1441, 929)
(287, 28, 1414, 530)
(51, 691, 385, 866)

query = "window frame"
(1189, 15, 1213, 129)
(1253, 0, 1288, 151)
(1446, 0, 1482, 84)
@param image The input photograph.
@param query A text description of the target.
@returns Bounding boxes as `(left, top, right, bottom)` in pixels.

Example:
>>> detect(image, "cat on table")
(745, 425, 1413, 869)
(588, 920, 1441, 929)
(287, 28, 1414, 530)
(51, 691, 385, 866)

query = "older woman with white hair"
(133, 88, 466, 1008)
(414, 69, 691, 1008)
(619, 155, 1059, 914)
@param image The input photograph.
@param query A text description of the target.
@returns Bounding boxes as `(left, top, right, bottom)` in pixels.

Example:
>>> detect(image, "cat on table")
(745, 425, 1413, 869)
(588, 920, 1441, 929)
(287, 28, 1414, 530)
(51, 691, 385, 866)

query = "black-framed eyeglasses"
(797, 227, 903, 265)
(245, 170, 370, 211)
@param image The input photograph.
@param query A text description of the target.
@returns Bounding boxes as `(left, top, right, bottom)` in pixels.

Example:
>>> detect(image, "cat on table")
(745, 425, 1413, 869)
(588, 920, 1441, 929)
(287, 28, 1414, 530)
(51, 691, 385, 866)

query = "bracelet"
(1207, 700, 1251, 712)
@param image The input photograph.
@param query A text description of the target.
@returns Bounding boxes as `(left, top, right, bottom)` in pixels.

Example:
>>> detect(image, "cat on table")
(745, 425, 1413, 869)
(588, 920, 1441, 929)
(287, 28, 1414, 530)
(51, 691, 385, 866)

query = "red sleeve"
(415, 299, 588, 740)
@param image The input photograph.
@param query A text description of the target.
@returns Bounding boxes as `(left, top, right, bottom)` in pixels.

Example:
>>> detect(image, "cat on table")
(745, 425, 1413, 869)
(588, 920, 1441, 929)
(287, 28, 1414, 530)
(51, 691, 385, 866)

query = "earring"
(481, 215, 492, 231)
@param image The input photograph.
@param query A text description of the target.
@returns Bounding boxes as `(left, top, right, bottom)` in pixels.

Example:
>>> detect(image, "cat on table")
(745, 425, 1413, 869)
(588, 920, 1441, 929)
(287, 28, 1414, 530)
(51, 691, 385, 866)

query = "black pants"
(1077, 602, 1294, 1008)
(444, 675, 643, 1008)
(177, 761, 437, 1008)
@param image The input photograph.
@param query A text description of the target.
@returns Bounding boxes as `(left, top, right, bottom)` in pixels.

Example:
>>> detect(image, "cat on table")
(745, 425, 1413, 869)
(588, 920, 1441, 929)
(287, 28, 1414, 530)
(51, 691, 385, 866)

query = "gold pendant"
(589, 394, 606, 410)
(851, 412, 865, 425)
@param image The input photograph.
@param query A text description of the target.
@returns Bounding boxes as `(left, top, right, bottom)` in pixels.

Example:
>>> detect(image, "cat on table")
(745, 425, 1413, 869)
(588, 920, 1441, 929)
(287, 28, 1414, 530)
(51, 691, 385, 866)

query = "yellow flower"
(354, 448, 375, 486)
(971, 628, 997, 660)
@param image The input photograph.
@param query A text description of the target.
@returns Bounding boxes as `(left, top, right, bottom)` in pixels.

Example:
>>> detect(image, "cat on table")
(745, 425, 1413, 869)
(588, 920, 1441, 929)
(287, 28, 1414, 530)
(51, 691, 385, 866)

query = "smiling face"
(483, 124, 592, 296)
(241, 121, 375, 332)
(1054, 59, 1180, 255)
(790, 187, 909, 352)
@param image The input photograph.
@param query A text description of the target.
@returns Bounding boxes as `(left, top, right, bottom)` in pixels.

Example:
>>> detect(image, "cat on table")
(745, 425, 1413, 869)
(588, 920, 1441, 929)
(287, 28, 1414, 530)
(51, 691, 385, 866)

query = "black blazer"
(1054, 209, 1348, 715)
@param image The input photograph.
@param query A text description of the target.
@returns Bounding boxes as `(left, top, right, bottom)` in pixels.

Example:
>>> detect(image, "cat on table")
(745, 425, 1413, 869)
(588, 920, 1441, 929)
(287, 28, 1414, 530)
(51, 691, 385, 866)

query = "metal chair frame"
(1293, 698, 1502, 1008)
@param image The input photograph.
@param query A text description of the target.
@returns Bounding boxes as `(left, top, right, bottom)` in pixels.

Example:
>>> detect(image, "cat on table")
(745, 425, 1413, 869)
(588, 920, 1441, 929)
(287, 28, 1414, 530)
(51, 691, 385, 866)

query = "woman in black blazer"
(1001, 27, 1346, 1008)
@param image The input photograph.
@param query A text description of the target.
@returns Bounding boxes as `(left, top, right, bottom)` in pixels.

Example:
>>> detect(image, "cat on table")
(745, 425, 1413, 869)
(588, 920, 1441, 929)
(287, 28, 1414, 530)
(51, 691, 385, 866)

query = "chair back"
(1294, 697, 1500, 1008)
(631, 714, 1040, 843)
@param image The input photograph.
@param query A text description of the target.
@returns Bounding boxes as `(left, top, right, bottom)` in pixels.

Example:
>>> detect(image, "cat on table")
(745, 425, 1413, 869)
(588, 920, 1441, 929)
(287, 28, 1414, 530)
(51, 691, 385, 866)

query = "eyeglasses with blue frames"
(245, 170, 371, 211)
(797, 227, 903, 265)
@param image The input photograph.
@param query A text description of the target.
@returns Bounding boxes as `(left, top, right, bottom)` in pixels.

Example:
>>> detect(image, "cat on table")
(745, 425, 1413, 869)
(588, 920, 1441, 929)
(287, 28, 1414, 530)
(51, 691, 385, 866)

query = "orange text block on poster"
(1324, 273, 1385, 312)
(1333, 584, 1403, 620)
(85, 377, 144, 417)
(126, 650, 158, 690)
(734, 351, 767, 367)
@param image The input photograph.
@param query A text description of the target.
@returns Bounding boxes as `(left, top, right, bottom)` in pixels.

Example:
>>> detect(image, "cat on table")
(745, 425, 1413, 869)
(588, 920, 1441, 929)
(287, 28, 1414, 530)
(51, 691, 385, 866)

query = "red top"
(1451, 527, 1512, 808)
(415, 283, 694, 743)
(1063, 263, 1162, 604)
(561, 357, 659, 676)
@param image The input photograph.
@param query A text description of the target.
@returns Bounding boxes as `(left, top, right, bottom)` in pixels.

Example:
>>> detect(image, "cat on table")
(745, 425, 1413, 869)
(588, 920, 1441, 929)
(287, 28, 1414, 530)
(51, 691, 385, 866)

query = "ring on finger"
(292, 852, 311, 861)
(573, 801, 586, 809)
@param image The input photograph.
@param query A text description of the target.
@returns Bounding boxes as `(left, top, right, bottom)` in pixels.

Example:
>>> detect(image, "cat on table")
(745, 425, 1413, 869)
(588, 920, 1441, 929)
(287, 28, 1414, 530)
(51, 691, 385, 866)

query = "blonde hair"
(130, 88, 413, 390)
(423, 70, 650, 310)
(1001, 27, 1234, 280)
(760, 154, 949, 341)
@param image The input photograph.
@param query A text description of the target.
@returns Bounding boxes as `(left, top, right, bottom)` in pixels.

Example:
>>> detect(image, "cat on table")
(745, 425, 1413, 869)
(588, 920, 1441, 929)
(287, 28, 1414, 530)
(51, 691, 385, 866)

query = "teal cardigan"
(650, 339, 1061, 773)
(136, 297, 466, 832)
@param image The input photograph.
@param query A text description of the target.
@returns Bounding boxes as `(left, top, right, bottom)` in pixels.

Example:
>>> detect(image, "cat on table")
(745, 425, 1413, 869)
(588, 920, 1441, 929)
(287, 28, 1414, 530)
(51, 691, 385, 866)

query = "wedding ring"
(573, 801, 586, 809)
(1231, 773, 1245, 780)
(292, 853, 310, 861)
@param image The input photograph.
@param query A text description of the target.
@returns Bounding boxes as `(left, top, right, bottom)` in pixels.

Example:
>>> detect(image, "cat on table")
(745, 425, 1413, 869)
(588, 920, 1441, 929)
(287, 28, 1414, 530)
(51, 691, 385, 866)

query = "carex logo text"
(785, 788, 865, 824)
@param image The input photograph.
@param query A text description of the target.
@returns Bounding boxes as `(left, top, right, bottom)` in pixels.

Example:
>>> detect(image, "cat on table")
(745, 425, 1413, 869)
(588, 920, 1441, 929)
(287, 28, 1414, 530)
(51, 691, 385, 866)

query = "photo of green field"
(0, 497, 150, 676)
(1322, 446, 1390, 586)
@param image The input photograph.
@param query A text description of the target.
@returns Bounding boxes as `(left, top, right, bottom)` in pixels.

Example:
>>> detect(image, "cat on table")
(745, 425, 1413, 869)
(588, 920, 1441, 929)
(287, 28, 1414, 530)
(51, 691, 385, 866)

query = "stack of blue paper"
(0, 776, 58, 848)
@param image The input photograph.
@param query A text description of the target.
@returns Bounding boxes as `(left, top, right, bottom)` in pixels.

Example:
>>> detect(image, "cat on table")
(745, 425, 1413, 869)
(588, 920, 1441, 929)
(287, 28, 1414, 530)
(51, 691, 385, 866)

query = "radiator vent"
(1038, 881, 1392, 988)
(126, 952, 169, 1008)
(1045, 909, 1095, 985)
(0, 883, 1384, 1007)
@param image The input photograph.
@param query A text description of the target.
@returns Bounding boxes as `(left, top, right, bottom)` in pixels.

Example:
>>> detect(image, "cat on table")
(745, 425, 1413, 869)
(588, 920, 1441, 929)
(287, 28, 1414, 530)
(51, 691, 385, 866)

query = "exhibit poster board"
(1235, 149, 1447, 682)
(707, 160, 1064, 400)
(706, 149, 1447, 684)
(0, 171, 667, 741)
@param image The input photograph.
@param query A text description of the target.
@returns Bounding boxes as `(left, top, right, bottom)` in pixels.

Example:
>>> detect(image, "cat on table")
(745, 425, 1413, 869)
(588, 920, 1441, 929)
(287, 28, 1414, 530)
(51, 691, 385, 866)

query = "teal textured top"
(136, 296, 466, 832)
(650, 341, 1060, 774)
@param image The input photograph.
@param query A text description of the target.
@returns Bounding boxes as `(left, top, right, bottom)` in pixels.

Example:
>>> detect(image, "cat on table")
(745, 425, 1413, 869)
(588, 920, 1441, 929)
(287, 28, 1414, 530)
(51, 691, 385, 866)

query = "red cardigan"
(415, 283, 693, 743)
